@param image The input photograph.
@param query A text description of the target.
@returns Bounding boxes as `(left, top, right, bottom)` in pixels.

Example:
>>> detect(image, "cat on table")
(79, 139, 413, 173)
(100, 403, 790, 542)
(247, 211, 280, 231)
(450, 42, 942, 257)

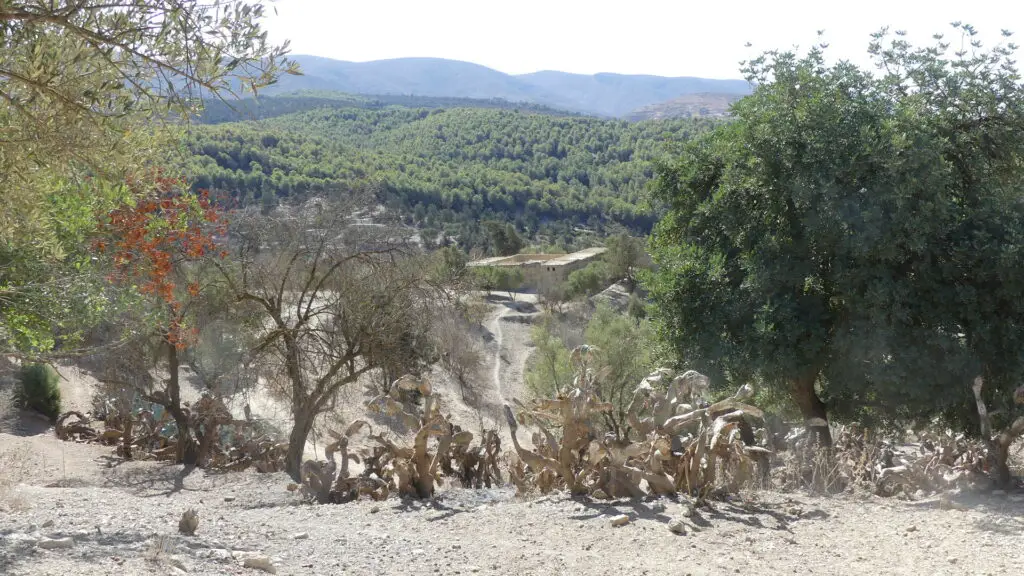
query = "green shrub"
(18, 363, 61, 420)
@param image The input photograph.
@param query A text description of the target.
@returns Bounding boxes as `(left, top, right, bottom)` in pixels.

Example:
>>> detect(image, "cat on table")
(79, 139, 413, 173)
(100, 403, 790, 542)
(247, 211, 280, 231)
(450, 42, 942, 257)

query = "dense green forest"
(197, 91, 581, 124)
(185, 102, 717, 250)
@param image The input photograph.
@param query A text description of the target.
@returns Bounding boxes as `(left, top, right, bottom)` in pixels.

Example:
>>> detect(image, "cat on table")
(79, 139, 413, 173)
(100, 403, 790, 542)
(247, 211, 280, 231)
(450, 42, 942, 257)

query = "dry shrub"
(299, 374, 502, 503)
(56, 390, 289, 474)
(774, 424, 992, 497)
(504, 349, 770, 500)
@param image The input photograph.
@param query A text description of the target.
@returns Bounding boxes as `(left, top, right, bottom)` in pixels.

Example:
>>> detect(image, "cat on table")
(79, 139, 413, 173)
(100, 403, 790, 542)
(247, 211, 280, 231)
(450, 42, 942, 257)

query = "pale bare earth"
(2, 298, 1023, 575)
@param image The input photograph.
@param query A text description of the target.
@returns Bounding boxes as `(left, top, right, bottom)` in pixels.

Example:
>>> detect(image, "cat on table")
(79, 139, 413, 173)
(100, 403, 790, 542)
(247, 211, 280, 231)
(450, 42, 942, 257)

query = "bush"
(565, 261, 609, 299)
(18, 363, 61, 420)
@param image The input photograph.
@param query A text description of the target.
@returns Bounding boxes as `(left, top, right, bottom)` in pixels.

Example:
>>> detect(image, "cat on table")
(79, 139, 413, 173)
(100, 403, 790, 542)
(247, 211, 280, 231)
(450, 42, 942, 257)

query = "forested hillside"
(185, 105, 718, 249)
(197, 91, 579, 124)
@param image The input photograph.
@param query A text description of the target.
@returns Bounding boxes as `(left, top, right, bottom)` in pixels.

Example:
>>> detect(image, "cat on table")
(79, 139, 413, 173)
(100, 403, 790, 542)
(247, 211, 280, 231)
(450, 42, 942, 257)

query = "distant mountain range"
(261, 56, 751, 118)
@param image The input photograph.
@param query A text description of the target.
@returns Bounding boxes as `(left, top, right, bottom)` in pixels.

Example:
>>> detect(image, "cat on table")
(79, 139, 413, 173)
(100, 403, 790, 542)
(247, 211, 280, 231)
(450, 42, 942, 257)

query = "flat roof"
(467, 247, 607, 268)
(545, 247, 607, 266)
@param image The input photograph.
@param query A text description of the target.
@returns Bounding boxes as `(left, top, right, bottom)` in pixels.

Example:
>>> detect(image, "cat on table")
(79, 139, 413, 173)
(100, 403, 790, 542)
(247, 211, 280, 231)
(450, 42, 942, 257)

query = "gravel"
(2, 456, 1024, 576)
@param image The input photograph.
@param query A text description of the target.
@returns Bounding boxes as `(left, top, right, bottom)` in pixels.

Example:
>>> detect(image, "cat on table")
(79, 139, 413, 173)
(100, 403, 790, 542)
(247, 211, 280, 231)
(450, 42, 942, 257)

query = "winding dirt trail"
(490, 304, 511, 403)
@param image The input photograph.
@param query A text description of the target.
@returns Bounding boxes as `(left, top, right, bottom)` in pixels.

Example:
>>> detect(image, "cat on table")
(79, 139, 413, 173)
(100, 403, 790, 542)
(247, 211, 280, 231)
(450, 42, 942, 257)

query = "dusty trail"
(490, 304, 511, 403)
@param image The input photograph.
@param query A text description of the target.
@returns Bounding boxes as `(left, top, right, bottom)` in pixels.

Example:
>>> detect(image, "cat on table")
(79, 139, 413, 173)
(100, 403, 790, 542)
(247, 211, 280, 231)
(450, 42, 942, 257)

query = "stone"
(210, 549, 232, 562)
(292, 532, 309, 540)
(243, 556, 278, 574)
(38, 537, 74, 550)
(668, 520, 687, 535)
(178, 509, 199, 536)
(8, 534, 39, 547)
(800, 509, 829, 520)
(906, 526, 917, 532)
(370, 506, 381, 514)
(947, 557, 958, 565)
(610, 514, 630, 527)
(224, 496, 236, 503)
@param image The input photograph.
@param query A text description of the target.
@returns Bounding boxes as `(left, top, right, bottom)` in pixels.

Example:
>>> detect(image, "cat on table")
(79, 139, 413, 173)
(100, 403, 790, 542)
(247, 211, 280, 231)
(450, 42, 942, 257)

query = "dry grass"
(0, 383, 33, 511)
(0, 442, 33, 512)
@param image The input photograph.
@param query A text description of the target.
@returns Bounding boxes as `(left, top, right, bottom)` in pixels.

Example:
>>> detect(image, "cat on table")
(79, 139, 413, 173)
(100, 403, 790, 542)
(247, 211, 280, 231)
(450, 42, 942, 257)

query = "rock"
(8, 534, 39, 547)
(224, 496, 236, 503)
(800, 509, 829, 520)
(210, 549, 232, 562)
(413, 548, 426, 555)
(292, 532, 309, 540)
(38, 537, 74, 550)
(592, 489, 609, 500)
(243, 556, 277, 574)
(906, 525, 917, 532)
(668, 520, 687, 535)
(286, 483, 299, 492)
(167, 556, 188, 572)
(610, 514, 630, 527)
(947, 557, 958, 565)
(41, 520, 54, 529)
(178, 509, 199, 536)
(680, 503, 696, 517)
(370, 506, 381, 514)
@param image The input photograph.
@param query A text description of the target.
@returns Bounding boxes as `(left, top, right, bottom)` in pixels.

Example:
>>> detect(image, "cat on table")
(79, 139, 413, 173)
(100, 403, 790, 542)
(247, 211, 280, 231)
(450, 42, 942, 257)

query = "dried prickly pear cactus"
(301, 374, 503, 502)
(505, 351, 770, 500)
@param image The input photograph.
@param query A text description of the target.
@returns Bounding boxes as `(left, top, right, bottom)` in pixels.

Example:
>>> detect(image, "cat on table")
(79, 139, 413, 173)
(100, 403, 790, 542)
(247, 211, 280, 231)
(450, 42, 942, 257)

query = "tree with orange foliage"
(98, 179, 228, 468)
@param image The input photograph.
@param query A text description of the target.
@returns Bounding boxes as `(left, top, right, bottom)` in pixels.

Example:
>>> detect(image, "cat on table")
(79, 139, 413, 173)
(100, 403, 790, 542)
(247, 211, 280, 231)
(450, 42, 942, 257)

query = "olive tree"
(0, 0, 295, 354)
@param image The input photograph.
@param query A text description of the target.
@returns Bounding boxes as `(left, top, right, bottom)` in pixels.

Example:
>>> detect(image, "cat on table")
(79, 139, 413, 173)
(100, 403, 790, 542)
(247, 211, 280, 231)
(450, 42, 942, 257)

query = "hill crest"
(265, 55, 750, 117)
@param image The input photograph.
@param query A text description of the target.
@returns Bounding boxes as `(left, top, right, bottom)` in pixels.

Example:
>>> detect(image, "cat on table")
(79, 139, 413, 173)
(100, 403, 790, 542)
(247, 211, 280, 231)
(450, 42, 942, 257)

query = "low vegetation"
(18, 363, 61, 421)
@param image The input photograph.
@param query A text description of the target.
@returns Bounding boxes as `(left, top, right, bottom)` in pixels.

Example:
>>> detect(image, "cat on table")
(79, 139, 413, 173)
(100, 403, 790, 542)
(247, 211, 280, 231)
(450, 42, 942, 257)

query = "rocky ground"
(1, 439, 1023, 576)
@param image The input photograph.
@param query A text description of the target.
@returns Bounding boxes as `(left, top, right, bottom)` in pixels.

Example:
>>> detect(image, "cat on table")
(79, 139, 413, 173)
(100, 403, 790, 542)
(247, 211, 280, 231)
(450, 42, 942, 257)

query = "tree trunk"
(121, 413, 133, 460)
(195, 421, 221, 468)
(166, 342, 198, 469)
(285, 408, 316, 482)
(990, 416, 1024, 489)
(790, 372, 831, 447)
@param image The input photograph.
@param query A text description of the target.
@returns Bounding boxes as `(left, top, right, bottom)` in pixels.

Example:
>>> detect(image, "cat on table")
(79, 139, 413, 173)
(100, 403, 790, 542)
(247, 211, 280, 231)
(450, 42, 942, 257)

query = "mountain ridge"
(264, 55, 750, 117)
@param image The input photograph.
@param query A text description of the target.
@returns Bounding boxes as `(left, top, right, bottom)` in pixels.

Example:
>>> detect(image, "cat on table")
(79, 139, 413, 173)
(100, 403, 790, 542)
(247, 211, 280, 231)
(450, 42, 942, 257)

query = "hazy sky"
(265, 0, 1023, 78)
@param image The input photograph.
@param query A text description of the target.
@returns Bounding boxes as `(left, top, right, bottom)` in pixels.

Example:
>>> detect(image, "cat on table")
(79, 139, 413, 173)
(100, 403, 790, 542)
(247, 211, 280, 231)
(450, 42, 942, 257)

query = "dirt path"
(490, 304, 512, 403)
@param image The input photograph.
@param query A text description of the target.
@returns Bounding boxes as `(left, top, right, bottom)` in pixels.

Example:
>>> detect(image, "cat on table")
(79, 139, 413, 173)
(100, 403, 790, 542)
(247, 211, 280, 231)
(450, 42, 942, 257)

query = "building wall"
(468, 247, 607, 295)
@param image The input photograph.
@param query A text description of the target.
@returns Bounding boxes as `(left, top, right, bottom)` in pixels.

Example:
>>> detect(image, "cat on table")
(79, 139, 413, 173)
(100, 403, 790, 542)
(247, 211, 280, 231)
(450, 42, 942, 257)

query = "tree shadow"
(100, 462, 198, 497)
(702, 499, 795, 532)
(0, 529, 154, 575)
(567, 495, 675, 525)
(2, 409, 54, 437)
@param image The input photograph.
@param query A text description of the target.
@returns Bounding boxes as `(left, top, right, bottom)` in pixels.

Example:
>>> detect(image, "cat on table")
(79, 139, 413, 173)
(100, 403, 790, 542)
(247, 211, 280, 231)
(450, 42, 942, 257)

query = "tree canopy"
(646, 26, 1024, 453)
(0, 0, 293, 353)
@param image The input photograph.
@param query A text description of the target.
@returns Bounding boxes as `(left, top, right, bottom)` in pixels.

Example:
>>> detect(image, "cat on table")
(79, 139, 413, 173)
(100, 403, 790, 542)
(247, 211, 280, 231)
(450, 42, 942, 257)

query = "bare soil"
(2, 434, 1023, 576)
